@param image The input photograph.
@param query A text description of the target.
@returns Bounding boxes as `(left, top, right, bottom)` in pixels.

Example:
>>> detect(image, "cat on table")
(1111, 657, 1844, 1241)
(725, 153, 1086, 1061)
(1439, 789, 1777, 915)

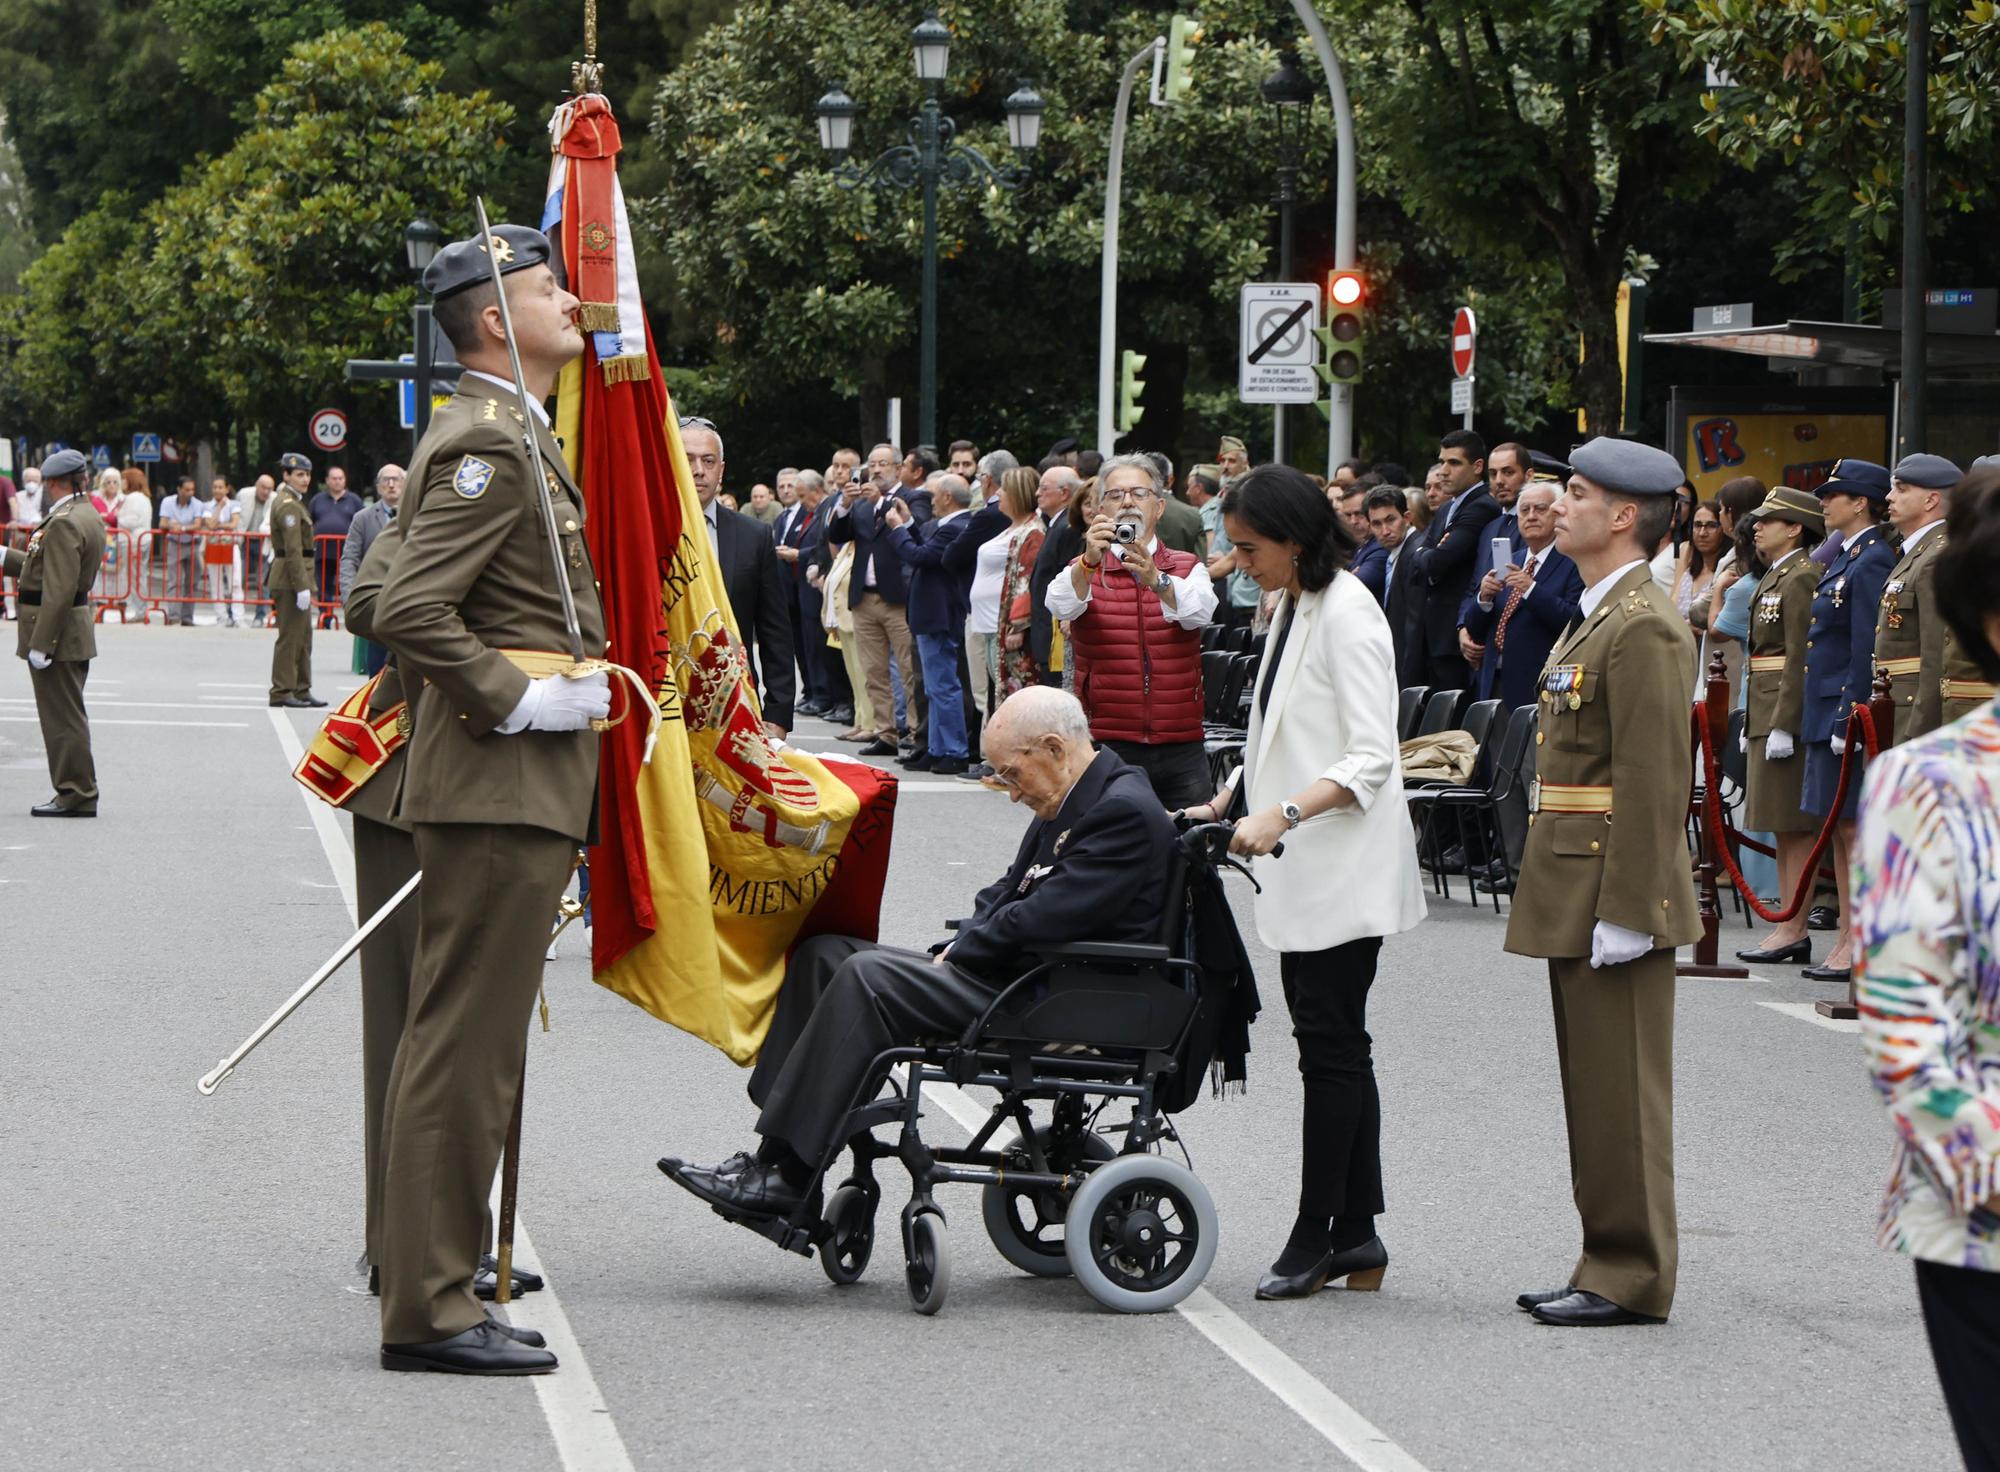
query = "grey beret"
(1891, 453, 1960, 489)
(278, 452, 313, 473)
(1568, 437, 1685, 497)
(39, 448, 88, 480)
(1969, 453, 2000, 474)
(423, 224, 553, 303)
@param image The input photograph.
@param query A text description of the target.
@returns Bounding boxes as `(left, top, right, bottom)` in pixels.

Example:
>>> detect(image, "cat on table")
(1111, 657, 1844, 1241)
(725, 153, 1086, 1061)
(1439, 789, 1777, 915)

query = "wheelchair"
(710, 821, 1265, 1316)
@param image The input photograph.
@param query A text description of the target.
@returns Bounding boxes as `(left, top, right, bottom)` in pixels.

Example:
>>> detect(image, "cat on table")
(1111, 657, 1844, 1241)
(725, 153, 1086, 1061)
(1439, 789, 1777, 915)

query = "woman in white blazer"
(1181, 465, 1427, 1301)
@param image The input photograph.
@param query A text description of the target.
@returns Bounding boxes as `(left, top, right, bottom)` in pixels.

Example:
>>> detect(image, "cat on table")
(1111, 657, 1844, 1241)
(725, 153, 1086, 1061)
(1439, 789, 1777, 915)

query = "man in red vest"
(1046, 452, 1218, 807)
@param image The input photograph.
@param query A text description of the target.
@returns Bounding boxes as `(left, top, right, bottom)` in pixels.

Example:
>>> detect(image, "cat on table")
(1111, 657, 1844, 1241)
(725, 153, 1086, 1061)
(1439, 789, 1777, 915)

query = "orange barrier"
(125, 529, 347, 628)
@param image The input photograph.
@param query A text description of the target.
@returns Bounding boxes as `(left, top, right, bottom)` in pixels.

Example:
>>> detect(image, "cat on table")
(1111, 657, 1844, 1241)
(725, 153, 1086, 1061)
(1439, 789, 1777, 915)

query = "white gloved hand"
(498, 670, 611, 734)
(27, 649, 52, 671)
(1590, 919, 1655, 970)
(1766, 729, 1795, 761)
(1830, 731, 1845, 754)
(1738, 728, 1748, 753)
(295, 590, 312, 612)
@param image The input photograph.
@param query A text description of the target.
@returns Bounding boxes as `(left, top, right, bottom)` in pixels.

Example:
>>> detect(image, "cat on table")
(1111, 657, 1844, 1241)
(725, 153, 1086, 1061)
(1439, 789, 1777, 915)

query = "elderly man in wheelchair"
(659, 686, 1259, 1313)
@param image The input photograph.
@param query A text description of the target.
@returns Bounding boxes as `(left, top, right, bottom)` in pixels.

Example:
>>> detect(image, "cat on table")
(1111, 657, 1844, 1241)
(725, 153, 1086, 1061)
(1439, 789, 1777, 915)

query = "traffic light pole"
(1097, 39, 1159, 456)
(1289, 0, 1357, 474)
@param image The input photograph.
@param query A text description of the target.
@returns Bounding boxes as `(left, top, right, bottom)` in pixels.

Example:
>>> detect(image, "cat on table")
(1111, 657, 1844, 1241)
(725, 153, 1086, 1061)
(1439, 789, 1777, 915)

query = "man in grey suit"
(339, 464, 404, 677)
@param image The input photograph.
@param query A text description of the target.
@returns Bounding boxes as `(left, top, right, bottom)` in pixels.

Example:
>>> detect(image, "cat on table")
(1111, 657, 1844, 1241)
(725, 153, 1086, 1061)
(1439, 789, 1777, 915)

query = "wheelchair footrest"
(711, 1203, 819, 1257)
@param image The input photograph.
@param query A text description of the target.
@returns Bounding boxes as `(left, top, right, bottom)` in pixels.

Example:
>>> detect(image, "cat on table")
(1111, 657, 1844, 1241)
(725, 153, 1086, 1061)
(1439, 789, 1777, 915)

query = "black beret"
(423, 224, 554, 303)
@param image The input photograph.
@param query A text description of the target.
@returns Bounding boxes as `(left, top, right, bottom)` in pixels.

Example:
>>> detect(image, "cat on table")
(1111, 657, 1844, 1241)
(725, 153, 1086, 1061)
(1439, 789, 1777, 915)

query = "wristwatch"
(1280, 800, 1303, 829)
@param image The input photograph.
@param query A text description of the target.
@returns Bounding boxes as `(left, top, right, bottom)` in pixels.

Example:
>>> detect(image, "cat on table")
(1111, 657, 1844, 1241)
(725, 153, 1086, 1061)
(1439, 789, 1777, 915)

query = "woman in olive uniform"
(1796, 461, 1895, 984)
(1736, 486, 1825, 964)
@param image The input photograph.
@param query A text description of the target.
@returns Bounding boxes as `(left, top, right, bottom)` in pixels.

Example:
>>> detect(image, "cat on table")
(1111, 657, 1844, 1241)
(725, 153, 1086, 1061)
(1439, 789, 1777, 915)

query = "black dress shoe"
(1735, 937, 1811, 963)
(859, 739, 900, 757)
(657, 1153, 804, 1219)
(487, 1316, 546, 1348)
(1801, 961, 1852, 983)
(1436, 845, 1467, 875)
(30, 801, 94, 817)
(797, 700, 825, 717)
(297, 694, 328, 708)
(1475, 871, 1515, 895)
(1807, 904, 1838, 931)
(381, 1320, 557, 1375)
(928, 757, 969, 777)
(1529, 1288, 1664, 1327)
(472, 1253, 543, 1300)
(823, 705, 854, 726)
(1515, 1284, 1574, 1311)
(1257, 1236, 1388, 1299)
(899, 753, 935, 772)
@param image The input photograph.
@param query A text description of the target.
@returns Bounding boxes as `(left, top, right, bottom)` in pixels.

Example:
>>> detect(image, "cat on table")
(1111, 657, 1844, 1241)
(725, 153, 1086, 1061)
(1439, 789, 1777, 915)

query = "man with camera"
(1046, 453, 1217, 808)
(828, 443, 926, 760)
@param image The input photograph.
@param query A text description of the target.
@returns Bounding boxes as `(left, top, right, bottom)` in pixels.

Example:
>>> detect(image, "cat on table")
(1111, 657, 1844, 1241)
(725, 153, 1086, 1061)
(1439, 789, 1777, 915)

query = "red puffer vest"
(1066, 546, 1205, 744)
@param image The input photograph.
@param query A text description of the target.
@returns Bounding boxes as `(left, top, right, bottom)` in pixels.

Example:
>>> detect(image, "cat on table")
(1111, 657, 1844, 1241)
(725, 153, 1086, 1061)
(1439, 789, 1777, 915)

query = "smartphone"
(1490, 536, 1514, 574)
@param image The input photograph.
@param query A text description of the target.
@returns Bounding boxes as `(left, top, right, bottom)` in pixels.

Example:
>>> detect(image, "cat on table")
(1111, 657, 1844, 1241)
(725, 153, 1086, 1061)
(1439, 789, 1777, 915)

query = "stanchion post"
(1815, 670, 1895, 1020)
(1680, 650, 1750, 979)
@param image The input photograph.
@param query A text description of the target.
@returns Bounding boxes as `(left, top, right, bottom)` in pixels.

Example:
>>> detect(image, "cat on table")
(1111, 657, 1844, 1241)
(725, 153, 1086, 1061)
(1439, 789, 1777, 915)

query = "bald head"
(1036, 466, 1079, 519)
(934, 473, 973, 510)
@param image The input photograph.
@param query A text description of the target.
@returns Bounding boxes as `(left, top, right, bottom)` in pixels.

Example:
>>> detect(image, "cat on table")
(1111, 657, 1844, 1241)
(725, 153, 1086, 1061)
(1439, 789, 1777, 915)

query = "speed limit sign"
(308, 407, 348, 451)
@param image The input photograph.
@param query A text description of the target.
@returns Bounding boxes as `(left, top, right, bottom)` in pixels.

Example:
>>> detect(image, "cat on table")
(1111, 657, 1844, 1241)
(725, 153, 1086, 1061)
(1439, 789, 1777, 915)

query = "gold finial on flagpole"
(572, 0, 604, 94)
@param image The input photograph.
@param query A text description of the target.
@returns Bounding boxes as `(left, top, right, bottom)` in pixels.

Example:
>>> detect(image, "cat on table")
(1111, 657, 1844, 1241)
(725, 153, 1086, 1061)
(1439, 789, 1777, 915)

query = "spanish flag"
(545, 95, 896, 1064)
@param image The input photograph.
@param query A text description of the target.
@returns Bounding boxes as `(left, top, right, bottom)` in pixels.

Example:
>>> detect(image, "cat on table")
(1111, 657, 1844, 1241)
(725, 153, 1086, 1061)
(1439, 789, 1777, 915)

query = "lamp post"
(814, 13, 1043, 450)
(1262, 47, 1313, 466)
(404, 217, 443, 443)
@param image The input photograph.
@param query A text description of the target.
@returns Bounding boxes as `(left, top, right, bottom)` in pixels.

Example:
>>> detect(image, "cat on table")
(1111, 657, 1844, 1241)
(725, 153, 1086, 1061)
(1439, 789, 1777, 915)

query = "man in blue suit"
(885, 473, 975, 775)
(829, 445, 925, 759)
(1460, 481, 1582, 710)
(1455, 441, 1535, 674)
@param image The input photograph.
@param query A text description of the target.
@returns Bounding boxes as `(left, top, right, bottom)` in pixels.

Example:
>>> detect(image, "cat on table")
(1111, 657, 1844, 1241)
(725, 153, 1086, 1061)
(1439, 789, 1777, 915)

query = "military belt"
(1529, 780, 1613, 815)
(17, 591, 87, 607)
(1942, 680, 1997, 702)
(1746, 654, 1786, 672)
(1876, 656, 1922, 677)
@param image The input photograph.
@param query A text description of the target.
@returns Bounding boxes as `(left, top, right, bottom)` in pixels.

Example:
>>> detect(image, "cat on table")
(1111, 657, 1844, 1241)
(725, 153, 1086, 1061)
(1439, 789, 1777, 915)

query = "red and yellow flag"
(545, 95, 896, 1064)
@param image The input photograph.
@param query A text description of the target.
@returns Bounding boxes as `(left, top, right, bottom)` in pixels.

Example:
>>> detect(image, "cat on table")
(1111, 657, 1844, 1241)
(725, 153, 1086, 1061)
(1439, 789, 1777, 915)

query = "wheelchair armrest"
(1029, 940, 1171, 964)
(943, 918, 961, 931)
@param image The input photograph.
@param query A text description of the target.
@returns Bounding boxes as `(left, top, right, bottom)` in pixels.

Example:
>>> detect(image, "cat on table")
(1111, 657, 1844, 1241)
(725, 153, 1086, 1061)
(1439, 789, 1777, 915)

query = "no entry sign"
(1451, 307, 1477, 379)
(308, 408, 349, 452)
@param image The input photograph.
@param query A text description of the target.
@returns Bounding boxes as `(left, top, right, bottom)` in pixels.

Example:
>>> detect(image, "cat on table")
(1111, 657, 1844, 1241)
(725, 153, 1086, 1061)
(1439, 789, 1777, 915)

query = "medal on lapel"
(1831, 576, 1845, 608)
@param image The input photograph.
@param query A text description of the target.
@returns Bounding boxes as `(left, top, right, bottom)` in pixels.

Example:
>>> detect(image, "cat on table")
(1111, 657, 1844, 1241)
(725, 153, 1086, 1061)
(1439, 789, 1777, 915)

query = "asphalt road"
(0, 624, 1961, 1471)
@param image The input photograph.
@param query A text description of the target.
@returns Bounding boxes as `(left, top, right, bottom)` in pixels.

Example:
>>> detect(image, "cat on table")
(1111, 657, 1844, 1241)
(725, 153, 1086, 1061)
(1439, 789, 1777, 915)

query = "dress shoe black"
(472, 1253, 543, 1300)
(823, 705, 854, 726)
(1475, 871, 1515, 895)
(1735, 937, 1811, 963)
(928, 757, 969, 777)
(297, 694, 328, 708)
(381, 1320, 557, 1375)
(1257, 1236, 1388, 1299)
(899, 752, 935, 772)
(1516, 1284, 1574, 1311)
(1807, 904, 1838, 931)
(1436, 845, 1467, 875)
(956, 762, 996, 783)
(657, 1153, 804, 1219)
(797, 699, 826, 717)
(1529, 1288, 1664, 1327)
(1801, 961, 1852, 983)
(487, 1316, 546, 1348)
(30, 801, 93, 817)
(859, 739, 900, 758)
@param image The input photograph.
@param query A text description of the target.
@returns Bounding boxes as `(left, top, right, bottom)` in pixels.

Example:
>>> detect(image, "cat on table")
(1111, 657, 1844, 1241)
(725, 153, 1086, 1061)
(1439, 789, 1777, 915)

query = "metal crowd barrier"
(121, 529, 346, 628)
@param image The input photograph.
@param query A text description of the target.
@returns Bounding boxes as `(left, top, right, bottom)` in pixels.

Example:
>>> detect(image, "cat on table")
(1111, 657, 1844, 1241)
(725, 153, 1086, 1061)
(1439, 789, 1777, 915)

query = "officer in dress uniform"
(267, 452, 324, 708)
(1504, 437, 1700, 1328)
(3, 449, 107, 816)
(368, 222, 606, 1376)
(1733, 486, 1825, 966)
(1872, 454, 1960, 745)
(1796, 460, 1895, 986)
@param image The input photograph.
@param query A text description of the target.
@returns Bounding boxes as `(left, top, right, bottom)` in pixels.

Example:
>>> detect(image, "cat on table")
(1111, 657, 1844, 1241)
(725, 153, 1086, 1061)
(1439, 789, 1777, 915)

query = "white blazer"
(1240, 573, 1427, 952)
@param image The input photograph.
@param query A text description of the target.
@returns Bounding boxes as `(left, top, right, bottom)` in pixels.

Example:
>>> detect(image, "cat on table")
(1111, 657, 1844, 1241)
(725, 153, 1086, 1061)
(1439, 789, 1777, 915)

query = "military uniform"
(369, 226, 605, 1359)
(1872, 524, 1948, 745)
(1504, 439, 1700, 1324)
(267, 455, 318, 705)
(1743, 546, 1820, 834)
(3, 451, 107, 815)
(1800, 464, 1895, 821)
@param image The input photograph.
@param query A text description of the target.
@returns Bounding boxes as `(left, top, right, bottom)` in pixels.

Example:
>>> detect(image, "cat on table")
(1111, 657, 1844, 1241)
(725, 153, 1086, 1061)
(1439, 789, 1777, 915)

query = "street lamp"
(812, 13, 1043, 449)
(1262, 47, 1314, 464)
(403, 216, 442, 277)
(405, 217, 443, 441)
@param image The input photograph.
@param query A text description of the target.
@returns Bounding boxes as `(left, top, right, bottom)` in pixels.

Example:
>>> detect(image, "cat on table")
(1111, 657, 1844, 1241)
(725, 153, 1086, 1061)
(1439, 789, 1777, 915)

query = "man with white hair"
(658, 685, 1178, 1225)
(884, 471, 976, 774)
(341, 465, 406, 677)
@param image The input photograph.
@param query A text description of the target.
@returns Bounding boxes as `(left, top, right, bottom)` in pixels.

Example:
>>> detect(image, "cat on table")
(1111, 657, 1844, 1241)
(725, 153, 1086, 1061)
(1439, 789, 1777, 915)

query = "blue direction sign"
(132, 432, 163, 464)
(398, 353, 417, 431)
(90, 444, 113, 471)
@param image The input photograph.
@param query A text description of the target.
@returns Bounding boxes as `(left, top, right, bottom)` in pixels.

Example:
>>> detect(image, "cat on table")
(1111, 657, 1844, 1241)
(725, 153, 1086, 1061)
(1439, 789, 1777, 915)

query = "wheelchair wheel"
(981, 1126, 1117, 1277)
(1063, 1154, 1217, 1314)
(820, 1184, 875, 1286)
(904, 1212, 950, 1316)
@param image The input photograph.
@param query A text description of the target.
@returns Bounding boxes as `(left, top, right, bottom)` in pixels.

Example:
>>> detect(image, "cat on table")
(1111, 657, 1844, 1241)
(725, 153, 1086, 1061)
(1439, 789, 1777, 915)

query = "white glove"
(1738, 728, 1748, 753)
(27, 649, 51, 671)
(1766, 729, 1795, 761)
(1590, 920, 1655, 970)
(497, 670, 611, 734)
(295, 590, 312, 612)
(1830, 731, 1845, 754)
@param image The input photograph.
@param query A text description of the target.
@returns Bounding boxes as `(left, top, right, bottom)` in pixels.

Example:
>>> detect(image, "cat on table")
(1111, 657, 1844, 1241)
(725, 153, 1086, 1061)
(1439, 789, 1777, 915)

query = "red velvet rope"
(1694, 703, 1881, 924)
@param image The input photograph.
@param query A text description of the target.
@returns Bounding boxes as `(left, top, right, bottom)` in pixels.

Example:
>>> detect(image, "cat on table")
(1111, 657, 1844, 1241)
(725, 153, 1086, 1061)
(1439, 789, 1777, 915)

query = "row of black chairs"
(1399, 687, 1539, 913)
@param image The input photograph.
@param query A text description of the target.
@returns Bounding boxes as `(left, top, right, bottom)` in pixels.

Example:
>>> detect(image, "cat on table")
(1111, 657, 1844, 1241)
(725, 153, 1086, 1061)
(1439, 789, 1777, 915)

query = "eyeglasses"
(678, 415, 717, 432)
(1098, 487, 1156, 505)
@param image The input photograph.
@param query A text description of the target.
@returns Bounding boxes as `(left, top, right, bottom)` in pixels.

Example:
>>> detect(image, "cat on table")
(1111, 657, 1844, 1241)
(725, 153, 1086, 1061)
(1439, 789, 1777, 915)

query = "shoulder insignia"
(510, 408, 526, 425)
(454, 456, 496, 499)
(283, 514, 297, 528)
(482, 399, 499, 422)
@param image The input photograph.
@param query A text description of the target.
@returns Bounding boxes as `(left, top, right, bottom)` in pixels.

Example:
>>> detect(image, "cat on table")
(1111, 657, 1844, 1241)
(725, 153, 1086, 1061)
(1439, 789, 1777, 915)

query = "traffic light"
(1117, 349, 1147, 432)
(1162, 15, 1201, 104)
(1317, 269, 1366, 387)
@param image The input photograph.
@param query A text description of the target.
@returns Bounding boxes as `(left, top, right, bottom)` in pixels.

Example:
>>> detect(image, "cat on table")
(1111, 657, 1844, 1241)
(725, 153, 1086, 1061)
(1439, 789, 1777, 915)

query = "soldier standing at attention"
(267, 452, 324, 708)
(369, 223, 606, 1376)
(1505, 437, 1700, 1328)
(1871, 454, 1962, 745)
(3, 449, 107, 816)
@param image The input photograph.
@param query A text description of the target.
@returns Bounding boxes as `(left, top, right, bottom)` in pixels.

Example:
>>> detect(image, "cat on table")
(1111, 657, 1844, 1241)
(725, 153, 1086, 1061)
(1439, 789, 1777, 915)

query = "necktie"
(1493, 552, 1537, 652)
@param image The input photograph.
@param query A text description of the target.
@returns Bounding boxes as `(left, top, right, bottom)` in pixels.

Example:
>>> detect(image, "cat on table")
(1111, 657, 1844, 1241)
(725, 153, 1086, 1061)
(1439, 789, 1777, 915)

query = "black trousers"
(1103, 738, 1212, 810)
(1916, 1257, 2000, 1472)
(1422, 649, 1470, 693)
(1280, 938, 1386, 1223)
(749, 935, 1000, 1168)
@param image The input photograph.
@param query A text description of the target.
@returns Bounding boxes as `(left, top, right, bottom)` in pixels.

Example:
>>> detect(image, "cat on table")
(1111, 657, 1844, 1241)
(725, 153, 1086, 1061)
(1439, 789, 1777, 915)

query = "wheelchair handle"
(1175, 818, 1282, 861)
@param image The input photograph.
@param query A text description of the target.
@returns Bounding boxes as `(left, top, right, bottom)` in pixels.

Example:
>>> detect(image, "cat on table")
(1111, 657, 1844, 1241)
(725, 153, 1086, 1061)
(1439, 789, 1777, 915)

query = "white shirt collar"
(1903, 518, 1945, 551)
(1770, 547, 1802, 571)
(935, 506, 968, 526)
(464, 369, 551, 428)
(1578, 558, 1648, 620)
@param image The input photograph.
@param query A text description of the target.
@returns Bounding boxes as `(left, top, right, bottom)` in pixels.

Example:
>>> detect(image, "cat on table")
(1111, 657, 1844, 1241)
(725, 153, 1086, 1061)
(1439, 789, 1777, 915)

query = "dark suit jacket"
(1156, 495, 1206, 556)
(1350, 537, 1387, 604)
(1460, 543, 1583, 709)
(888, 510, 972, 635)
(948, 748, 1177, 977)
(1030, 509, 1080, 669)
(942, 497, 1010, 592)
(827, 495, 910, 606)
(1384, 542, 1426, 686)
(1456, 507, 1519, 630)
(1410, 482, 1500, 660)
(714, 504, 796, 728)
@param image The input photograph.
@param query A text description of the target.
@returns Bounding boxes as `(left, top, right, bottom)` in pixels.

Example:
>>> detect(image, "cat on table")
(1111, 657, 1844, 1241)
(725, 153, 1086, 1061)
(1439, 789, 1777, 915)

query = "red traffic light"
(1328, 270, 1364, 307)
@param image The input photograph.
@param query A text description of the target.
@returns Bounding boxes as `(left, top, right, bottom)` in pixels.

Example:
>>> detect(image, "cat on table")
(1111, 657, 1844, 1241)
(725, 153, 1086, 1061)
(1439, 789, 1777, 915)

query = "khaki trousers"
(354, 815, 421, 1270)
(270, 593, 313, 701)
(838, 628, 875, 734)
(1548, 948, 1678, 1319)
(851, 591, 922, 746)
(29, 657, 96, 810)
(378, 822, 575, 1344)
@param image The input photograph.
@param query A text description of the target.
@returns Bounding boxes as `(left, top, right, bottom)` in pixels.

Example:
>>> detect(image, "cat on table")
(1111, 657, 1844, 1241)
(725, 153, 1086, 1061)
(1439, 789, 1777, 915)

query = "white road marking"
(1757, 1000, 1861, 1034)
(199, 682, 267, 687)
(916, 1076, 1432, 1472)
(267, 707, 635, 1472)
(0, 715, 248, 728)
(1, 697, 266, 712)
(895, 781, 1000, 793)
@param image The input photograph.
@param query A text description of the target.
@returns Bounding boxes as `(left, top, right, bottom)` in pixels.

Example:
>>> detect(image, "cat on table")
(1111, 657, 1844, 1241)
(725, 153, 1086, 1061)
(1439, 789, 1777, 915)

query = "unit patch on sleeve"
(454, 456, 496, 499)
